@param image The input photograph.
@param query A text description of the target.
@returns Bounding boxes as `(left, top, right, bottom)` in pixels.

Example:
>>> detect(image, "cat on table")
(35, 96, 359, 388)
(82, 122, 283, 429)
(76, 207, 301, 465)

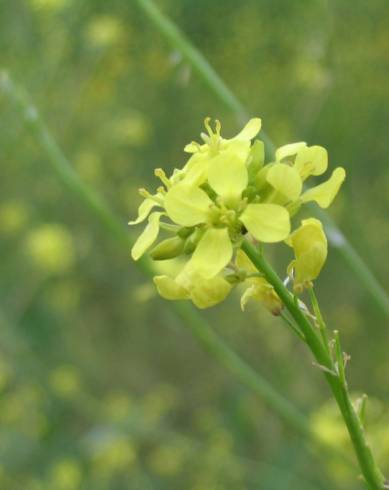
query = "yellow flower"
(181, 117, 262, 187)
(129, 117, 346, 309)
(163, 182, 289, 281)
(265, 142, 346, 209)
(287, 218, 328, 292)
(130, 119, 290, 274)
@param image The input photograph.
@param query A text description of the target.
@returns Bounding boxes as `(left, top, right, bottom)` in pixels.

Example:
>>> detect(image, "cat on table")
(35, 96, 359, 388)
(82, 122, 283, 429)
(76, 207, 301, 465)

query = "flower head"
(129, 117, 346, 310)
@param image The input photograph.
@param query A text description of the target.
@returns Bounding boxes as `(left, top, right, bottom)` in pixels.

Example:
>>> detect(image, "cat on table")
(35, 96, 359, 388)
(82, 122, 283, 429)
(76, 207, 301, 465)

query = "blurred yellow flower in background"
(25, 224, 75, 274)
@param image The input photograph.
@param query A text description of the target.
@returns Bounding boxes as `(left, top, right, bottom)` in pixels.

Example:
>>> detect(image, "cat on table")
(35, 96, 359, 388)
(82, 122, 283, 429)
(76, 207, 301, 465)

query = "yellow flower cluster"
(129, 118, 345, 311)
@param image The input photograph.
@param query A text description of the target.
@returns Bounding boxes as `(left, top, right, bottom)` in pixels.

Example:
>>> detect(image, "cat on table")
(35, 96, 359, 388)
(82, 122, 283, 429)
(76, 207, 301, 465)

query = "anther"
(154, 168, 171, 188)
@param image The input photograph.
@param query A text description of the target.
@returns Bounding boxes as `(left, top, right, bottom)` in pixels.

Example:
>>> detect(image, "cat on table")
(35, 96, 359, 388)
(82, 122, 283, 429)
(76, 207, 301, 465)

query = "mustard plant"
(130, 117, 386, 489)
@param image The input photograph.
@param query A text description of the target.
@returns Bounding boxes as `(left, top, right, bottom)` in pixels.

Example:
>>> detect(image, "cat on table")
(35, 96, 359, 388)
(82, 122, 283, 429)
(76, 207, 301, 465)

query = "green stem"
(308, 287, 330, 355)
(135, 0, 389, 321)
(242, 240, 385, 490)
(280, 310, 306, 341)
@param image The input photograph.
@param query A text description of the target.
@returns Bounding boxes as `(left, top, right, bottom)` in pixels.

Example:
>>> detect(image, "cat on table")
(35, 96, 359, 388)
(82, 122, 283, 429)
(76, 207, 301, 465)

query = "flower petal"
(164, 184, 212, 226)
(185, 227, 233, 278)
(295, 145, 328, 179)
(184, 142, 200, 153)
(190, 275, 232, 309)
(225, 140, 251, 162)
(287, 218, 327, 291)
(266, 163, 302, 201)
(131, 212, 162, 260)
(235, 249, 256, 272)
(233, 118, 262, 141)
(181, 152, 210, 186)
(240, 203, 291, 242)
(153, 275, 190, 300)
(301, 167, 346, 208)
(208, 151, 248, 201)
(275, 142, 307, 162)
(240, 277, 282, 314)
(128, 198, 157, 225)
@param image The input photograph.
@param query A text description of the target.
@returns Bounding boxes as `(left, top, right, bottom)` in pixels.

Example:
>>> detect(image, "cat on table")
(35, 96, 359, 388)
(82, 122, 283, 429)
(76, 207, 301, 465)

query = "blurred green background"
(1, 0, 389, 489)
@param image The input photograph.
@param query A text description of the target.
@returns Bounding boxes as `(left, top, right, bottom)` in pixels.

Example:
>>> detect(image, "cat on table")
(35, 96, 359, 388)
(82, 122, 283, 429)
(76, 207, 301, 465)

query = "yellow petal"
(225, 139, 251, 162)
(131, 212, 162, 260)
(153, 275, 190, 300)
(181, 152, 209, 186)
(185, 227, 233, 278)
(184, 142, 200, 153)
(128, 198, 157, 225)
(190, 275, 232, 309)
(233, 118, 262, 141)
(240, 203, 291, 243)
(235, 249, 256, 272)
(275, 142, 307, 162)
(164, 184, 212, 226)
(240, 277, 282, 314)
(301, 167, 346, 208)
(208, 151, 248, 201)
(266, 163, 303, 201)
(287, 218, 328, 290)
(295, 145, 328, 179)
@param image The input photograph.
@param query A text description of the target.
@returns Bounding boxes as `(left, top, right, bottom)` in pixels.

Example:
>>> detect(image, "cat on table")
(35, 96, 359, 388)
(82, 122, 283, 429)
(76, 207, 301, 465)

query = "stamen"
(138, 188, 164, 205)
(215, 119, 221, 136)
(138, 187, 152, 199)
(204, 116, 212, 136)
(157, 186, 167, 195)
(154, 168, 171, 188)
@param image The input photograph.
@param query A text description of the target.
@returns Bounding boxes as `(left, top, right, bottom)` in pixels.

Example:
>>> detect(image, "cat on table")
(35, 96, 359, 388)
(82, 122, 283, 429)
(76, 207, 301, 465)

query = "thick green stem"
(241, 240, 385, 490)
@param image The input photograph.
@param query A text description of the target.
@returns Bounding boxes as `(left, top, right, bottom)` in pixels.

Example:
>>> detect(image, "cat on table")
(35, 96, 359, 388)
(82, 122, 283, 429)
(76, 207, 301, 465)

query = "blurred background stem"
(135, 0, 389, 321)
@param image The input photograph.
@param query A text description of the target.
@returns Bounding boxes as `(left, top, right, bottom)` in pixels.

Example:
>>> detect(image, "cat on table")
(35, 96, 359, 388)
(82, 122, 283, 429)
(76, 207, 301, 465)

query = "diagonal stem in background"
(135, 0, 389, 320)
(0, 71, 352, 476)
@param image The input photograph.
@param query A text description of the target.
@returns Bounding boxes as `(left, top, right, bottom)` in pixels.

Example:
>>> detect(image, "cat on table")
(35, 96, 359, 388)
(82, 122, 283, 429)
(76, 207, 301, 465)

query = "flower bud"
(225, 272, 244, 285)
(177, 227, 194, 239)
(183, 228, 204, 254)
(149, 236, 185, 260)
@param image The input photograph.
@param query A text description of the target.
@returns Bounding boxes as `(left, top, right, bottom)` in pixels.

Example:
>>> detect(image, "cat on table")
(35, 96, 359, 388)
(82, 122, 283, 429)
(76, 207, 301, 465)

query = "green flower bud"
(242, 184, 258, 201)
(177, 227, 194, 239)
(183, 228, 204, 254)
(225, 272, 244, 285)
(149, 236, 185, 260)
